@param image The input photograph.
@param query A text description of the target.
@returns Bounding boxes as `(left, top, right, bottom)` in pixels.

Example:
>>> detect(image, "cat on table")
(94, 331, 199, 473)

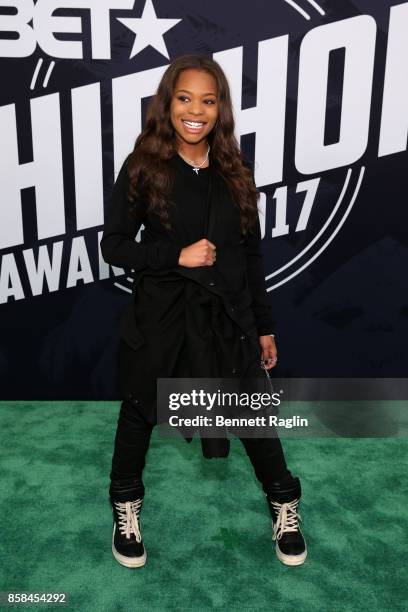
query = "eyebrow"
(176, 89, 217, 96)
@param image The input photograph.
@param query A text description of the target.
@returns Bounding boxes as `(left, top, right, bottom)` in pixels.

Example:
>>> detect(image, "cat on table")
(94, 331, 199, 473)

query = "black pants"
(109, 398, 290, 502)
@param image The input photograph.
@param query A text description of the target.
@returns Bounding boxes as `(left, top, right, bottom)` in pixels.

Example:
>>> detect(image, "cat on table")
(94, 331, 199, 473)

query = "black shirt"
(170, 153, 211, 242)
(100, 152, 276, 336)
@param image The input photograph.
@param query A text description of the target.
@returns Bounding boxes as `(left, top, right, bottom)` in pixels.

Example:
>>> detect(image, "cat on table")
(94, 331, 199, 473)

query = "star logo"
(117, 0, 182, 60)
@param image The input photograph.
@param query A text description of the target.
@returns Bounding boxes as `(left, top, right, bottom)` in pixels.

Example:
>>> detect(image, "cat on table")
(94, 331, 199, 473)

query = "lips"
(181, 119, 206, 133)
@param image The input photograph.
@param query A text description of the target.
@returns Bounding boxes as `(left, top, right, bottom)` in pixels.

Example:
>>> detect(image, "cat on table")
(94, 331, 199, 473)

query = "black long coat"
(100, 153, 276, 458)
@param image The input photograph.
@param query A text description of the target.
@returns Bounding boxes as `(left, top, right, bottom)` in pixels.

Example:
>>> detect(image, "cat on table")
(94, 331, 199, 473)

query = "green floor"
(0, 401, 407, 611)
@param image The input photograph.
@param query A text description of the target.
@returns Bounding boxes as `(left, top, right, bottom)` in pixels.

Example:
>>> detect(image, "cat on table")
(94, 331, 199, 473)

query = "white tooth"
(184, 121, 203, 127)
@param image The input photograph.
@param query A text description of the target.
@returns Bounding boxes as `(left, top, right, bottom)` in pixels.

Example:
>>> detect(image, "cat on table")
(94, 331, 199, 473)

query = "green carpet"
(0, 401, 407, 611)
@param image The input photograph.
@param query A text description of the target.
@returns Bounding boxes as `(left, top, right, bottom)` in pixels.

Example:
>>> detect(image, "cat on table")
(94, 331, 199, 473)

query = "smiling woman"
(101, 53, 307, 571)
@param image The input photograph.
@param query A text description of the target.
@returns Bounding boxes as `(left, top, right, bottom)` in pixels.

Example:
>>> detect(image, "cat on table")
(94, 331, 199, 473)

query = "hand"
(178, 238, 217, 268)
(259, 335, 277, 370)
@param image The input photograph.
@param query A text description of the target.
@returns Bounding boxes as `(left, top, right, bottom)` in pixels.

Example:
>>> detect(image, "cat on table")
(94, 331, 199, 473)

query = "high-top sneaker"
(266, 473, 307, 566)
(111, 498, 147, 568)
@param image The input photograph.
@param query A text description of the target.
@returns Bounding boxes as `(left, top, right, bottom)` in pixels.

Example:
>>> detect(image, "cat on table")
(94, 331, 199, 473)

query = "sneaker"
(266, 473, 307, 566)
(268, 496, 307, 566)
(111, 498, 147, 568)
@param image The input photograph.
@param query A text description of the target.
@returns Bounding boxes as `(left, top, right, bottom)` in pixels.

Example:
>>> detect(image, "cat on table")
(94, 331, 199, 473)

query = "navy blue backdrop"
(0, 0, 407, 399)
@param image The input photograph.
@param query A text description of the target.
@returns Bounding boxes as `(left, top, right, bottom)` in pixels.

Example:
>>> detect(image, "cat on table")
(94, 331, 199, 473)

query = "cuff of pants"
(109, 477, 145, 502)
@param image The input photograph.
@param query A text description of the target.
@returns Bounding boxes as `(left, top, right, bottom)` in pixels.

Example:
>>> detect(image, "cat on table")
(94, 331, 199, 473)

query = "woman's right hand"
(178, 238, 217, 267)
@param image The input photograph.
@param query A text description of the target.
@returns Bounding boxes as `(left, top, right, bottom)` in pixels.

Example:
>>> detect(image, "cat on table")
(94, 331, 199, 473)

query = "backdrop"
(0, 0, 407, 399)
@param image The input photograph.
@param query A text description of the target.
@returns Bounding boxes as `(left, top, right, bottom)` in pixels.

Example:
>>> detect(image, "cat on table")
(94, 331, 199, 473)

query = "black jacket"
(100, 152, 276, 457)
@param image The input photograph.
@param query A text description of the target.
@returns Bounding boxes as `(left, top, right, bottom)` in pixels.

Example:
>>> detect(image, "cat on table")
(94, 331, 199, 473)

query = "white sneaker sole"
(112, 525, 147, 568)
(275, 543, 307, 566)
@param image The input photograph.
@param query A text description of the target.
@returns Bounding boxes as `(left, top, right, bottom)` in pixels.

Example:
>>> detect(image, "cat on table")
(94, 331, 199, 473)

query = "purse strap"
(260, 361, 274, 393)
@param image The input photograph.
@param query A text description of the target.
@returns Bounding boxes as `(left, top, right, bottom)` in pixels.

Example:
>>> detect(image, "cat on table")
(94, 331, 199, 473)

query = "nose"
(188, 100, 204, 115)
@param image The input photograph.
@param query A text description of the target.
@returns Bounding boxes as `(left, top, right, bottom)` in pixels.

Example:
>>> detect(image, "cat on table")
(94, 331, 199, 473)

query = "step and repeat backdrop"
(0, 0, 407, 398)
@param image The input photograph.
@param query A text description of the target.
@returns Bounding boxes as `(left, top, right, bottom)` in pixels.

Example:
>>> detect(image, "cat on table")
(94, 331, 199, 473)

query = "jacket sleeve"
(243, 161, 276, 336)
(100, 155, 183, 271)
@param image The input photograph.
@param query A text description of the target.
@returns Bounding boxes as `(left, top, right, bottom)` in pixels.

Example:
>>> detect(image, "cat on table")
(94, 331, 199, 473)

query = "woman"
(100, 54, 307, 569)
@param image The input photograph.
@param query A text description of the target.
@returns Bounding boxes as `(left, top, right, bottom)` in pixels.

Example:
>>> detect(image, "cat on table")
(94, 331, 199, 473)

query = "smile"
(182, 120, 206, 133)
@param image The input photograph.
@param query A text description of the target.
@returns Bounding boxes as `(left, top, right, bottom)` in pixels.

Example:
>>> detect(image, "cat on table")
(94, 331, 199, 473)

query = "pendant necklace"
(178, 144, 210, 174)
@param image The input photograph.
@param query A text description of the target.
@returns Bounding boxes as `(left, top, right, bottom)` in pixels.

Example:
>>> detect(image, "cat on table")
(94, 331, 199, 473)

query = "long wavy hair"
(126, 54, 259, 236)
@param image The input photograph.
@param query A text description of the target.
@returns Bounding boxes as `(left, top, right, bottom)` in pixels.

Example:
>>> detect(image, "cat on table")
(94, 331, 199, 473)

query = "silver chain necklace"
(178, 144, 210, 174)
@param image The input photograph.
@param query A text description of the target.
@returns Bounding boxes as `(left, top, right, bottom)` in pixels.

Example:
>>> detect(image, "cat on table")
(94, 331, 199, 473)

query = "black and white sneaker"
(111, 498, 147, 568)
(266, 474, 307, 566)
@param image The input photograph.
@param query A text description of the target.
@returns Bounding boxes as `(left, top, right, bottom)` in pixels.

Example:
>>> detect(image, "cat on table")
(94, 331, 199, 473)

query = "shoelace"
(270, 498, 302, 541)
(114, 499, 143, 542)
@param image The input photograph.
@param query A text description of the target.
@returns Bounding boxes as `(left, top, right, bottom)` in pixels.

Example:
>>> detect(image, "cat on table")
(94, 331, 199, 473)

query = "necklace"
(178, 144, 210, 174)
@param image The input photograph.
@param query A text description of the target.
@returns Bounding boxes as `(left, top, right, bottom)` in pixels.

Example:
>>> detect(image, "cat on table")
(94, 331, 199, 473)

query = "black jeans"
(109, 398, 290, 502)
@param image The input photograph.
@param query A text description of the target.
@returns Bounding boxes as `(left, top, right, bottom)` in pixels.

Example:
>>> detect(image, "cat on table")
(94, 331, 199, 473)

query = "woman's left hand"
(259, 335, 278, 370)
